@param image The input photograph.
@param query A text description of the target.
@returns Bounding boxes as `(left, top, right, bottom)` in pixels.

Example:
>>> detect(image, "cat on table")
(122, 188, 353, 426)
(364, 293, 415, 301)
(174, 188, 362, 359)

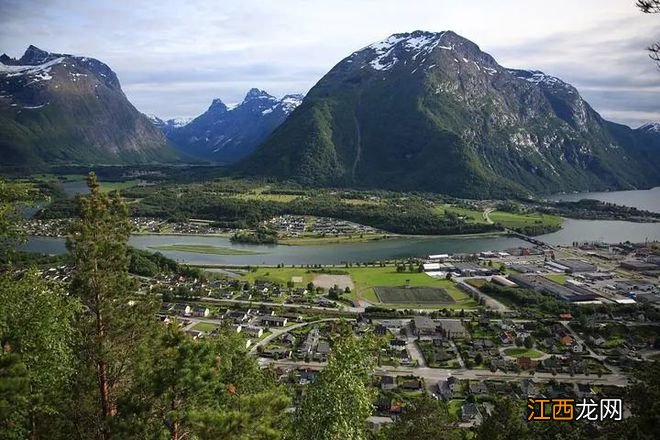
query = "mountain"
(148, 115, 193, 137)
(161, 89, 303, 163)
(0, 45, 178, 165)
(239, 31, 660, 197)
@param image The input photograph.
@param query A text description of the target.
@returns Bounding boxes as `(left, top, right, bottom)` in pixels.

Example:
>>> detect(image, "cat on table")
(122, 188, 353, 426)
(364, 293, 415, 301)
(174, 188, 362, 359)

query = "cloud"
(1, 0, 659, 125)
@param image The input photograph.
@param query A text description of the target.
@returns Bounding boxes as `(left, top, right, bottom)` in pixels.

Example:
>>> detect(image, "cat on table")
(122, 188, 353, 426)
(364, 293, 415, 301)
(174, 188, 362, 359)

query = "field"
(237, 266, 477, 308)
(489, 210, 562, 228)
(434, 204, 487, 224)
(192, 322, 219, 332)
(374, 286, 454, 304)
(544, 274, 567, 285)
(503, 347, 545, 358)
(148, 244, 262, 255)
(313, 274, 354, 290)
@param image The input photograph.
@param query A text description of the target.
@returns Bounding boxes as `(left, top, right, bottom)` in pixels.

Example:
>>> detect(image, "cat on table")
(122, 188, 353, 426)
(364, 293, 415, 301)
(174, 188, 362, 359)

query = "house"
(469, 381, 489, 396)
(242, 325, 264, 338)
(261, 316, 289, 327)
(517, 357, 539, 370)
(173, 304, 191, 316)
(461, 402, 482, 423)
(281, 333, 296, 346)
(367, 416, 394, 432)
(570, 341, 583, 353)
(228, 310, 248, 322)
(316, 341, 331, 359)
(380, 375, 397, 391)
(411, 316, 437, 336)
(560, 335, 574, 346)
(437, 376, 461, 400)
(519, 379, 540, 398)
(401, 379, 423, 391)
(191, 306, 210, 318)
(438, 320, 468, 339)
(261, 348, 291, 359)
(185, 329, 203, 339)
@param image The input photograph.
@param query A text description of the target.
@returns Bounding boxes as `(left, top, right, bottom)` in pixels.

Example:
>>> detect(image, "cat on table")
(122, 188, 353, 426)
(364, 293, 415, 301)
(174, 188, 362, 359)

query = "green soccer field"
(374, 286, 455, 304)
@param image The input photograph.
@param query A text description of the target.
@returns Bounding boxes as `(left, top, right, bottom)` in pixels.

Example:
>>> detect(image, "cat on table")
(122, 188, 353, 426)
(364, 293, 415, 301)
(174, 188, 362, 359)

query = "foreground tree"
(637, 0, 660, 65)
(118, 324, 291, 440)
(66, 173, 158, 439)
(382, 394, 460, 440)
(295, 328, 376, 440)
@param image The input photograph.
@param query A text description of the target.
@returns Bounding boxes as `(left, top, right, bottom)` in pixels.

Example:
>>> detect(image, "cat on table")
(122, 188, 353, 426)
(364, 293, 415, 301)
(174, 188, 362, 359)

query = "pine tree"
(294, 328, 376, 440)
(66, 173, 157, 439)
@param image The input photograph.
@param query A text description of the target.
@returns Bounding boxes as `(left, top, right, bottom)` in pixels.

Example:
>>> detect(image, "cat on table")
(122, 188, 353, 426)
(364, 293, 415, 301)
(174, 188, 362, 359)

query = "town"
(29, 234, 660, 432)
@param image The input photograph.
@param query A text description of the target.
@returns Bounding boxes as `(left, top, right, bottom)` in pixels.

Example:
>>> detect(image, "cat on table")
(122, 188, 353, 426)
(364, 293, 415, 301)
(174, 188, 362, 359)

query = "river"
(22, 187, 660, 265)
(546, 186, 660, 213)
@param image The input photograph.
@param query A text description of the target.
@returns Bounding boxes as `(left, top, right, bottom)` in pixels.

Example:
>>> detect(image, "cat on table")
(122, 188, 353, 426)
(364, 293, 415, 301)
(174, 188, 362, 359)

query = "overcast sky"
(1, 0, 659, 126)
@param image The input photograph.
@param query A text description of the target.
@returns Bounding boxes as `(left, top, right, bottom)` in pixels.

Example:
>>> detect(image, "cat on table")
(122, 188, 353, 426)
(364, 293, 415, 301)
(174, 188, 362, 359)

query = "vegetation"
(148, 244, 262, 256)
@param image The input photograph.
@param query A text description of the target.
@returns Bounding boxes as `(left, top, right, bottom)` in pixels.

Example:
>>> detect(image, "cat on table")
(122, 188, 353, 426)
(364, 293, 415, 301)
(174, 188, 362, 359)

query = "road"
(197, 295, 363, 314)
(261, 359, 629, 387)
(483, 208, 495, 225)
(457, 280, 511, 313)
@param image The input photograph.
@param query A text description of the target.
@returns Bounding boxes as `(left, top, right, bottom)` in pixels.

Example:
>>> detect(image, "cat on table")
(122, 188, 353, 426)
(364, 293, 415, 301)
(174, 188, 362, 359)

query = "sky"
(1, 0, 659, 127)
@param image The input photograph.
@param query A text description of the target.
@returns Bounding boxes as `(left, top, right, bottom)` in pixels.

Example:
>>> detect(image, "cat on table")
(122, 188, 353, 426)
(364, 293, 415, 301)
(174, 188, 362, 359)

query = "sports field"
(374, 286, 455, 304)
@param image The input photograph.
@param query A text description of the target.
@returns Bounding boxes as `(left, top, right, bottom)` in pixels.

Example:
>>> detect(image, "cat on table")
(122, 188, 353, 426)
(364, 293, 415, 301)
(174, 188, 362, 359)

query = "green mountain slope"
(240, 31, 660, 197)
(0, 45, 178, 166)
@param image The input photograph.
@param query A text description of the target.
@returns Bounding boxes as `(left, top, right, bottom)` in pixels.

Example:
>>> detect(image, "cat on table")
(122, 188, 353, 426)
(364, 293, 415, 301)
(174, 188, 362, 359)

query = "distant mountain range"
(240, 31, 660, 197)
(0, 45, 177, 165)
(155, 89, 303, 163)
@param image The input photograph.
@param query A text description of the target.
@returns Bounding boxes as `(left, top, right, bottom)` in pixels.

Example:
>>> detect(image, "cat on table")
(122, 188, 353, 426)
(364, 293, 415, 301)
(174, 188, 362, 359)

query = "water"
(547, 187, 660, 213)
(61, 180, 90, 198)
(20, 188, 660, 265)
(19, 234, 531, 266)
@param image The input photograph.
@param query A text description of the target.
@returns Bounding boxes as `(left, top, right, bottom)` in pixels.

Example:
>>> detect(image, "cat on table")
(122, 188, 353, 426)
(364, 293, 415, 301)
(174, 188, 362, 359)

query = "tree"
(66, 173, 158, 439)
(524, 336, 534, 349)
(295, 329, 376, 440)
(476, 397, 528, 440)
(383, 394, 460, 440)
(0, 271, 77, 440)
(637, 1, 660, 65)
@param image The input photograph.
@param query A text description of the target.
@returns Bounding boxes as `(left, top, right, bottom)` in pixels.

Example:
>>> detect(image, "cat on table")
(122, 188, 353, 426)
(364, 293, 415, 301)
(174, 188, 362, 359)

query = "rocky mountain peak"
(243, 88, 276, 103)
(19, 45, 62, 65)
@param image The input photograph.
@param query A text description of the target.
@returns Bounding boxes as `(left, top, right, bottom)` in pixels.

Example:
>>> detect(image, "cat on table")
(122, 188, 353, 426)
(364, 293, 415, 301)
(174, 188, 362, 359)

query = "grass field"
(489, 210, 562, 228)
(434, 204, 488, 223)
(148, 244, 262, 255)
(192, 322, 218, 332)
(238, 266, 477, 308)
(544, 274, 567, 285)
(374, 286, 454, 304)
(503, 347, 545, 358)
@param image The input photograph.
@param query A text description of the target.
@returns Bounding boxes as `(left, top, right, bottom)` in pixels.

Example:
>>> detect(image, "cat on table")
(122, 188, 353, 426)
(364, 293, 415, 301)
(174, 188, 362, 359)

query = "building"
(191, 306, 210, 318)
(261, 316, 288, 327)
(411, 316, 437, 336)
(620, 260, 659, 272)
(438, 320, 468, 339)
(242, 325, 264, 338)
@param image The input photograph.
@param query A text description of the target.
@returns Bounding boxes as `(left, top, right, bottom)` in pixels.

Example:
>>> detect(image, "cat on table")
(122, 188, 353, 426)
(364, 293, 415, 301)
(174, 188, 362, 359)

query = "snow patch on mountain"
(638, 122, 660, 133)
(363, 31, 448, 71)
(0, 56, 64, 80)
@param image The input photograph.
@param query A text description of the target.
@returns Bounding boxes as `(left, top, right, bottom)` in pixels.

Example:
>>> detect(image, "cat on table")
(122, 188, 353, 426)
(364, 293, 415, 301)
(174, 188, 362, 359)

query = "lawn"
(238, 266, 476, 308)
(434, 204, 487, 224)
(503, 347, 545, 358)
(489, 211, 562, 228)
(348, 267, 476, 308)
(544, 274, 567, 285)
(374, 286, 454, 304)
(148, 244, 262, 256)
(192, 322, 219, 332)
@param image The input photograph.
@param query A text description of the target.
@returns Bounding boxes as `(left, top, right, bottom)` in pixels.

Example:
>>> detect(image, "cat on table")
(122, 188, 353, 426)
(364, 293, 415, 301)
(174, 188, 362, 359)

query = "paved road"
(261, 359, 628, 386)
(457, 280, 511, 313)
(197, 296, 363, 314)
